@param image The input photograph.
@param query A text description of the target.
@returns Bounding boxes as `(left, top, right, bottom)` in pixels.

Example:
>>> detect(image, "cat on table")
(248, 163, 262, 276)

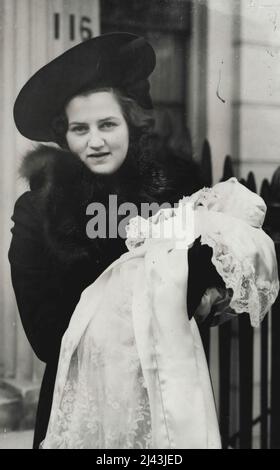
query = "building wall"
(204, 0, 280, 188)
(235, 0, 280, 189)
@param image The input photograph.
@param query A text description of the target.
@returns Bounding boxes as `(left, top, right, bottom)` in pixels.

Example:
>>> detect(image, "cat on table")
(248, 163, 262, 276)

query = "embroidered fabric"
(43, 261, 152, 449)
(125, 178, 266, 250)
(43, 246, 223, 449)
(188, 177, 267, 228)
(42, 178, 279, 449)
(44, 349, 152, 449)
(200, 231, 279, 327)
(125, 178, 278, 326)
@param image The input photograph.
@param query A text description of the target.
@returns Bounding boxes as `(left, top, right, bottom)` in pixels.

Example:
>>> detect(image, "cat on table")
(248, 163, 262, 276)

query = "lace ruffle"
(200, 231, 279, 327)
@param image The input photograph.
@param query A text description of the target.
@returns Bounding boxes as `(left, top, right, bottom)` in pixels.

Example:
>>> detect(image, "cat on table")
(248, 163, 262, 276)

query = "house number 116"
(54, 13, 93, 42)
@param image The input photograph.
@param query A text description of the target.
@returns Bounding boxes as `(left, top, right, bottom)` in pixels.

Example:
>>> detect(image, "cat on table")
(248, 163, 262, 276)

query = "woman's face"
(65, 91, 129, 175)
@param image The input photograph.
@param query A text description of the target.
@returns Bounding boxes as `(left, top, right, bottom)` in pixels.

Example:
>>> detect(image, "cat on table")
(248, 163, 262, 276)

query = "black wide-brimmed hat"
(14, 32, 156, 142)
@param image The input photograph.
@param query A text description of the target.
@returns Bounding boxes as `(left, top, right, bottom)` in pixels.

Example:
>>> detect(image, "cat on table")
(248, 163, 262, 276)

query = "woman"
(9, 33, 223, 449)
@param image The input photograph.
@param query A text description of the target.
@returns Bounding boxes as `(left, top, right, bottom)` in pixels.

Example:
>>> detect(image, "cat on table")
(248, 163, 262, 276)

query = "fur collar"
(20, 144, 200, 265)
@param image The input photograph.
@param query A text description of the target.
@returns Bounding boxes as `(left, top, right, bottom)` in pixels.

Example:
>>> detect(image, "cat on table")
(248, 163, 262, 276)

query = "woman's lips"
(87, 152, 110, 159)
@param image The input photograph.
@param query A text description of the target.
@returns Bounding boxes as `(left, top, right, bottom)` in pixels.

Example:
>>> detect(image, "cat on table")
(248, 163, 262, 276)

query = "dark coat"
(8, 145, 222, 449)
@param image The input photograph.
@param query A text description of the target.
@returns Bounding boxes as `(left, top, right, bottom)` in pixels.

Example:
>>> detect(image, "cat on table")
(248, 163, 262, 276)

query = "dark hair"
(51, 86, 155, 149)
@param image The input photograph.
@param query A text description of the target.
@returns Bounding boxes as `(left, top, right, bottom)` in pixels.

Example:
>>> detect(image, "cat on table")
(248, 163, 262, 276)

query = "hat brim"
(14, 32, 156, 142)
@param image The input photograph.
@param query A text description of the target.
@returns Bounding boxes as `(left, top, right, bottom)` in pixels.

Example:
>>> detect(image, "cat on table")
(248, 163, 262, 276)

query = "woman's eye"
(100, 121, 117, 130)
(70, 126, 88, 134)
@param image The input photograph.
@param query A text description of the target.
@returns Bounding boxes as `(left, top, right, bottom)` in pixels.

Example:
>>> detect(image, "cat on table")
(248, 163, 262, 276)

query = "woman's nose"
(87, 130, 105, 149)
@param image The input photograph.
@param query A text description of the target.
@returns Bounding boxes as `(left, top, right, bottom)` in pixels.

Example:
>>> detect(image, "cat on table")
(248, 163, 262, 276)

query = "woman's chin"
(85, 160, 115, 175)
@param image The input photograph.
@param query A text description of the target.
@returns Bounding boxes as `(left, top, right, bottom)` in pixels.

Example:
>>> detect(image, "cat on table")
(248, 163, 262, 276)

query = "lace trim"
(201, 232, 279, 327)
(43, 263, 152, 449)
(43, 346, 152, 449)
(125, 216, 149, 250)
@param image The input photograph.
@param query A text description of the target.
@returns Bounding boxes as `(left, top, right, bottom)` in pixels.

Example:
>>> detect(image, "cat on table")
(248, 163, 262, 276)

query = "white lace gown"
(42, 178, 279, 449)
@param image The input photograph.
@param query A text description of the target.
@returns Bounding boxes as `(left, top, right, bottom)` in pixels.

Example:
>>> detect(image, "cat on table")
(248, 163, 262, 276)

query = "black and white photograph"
(0, 0, 280, 451)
